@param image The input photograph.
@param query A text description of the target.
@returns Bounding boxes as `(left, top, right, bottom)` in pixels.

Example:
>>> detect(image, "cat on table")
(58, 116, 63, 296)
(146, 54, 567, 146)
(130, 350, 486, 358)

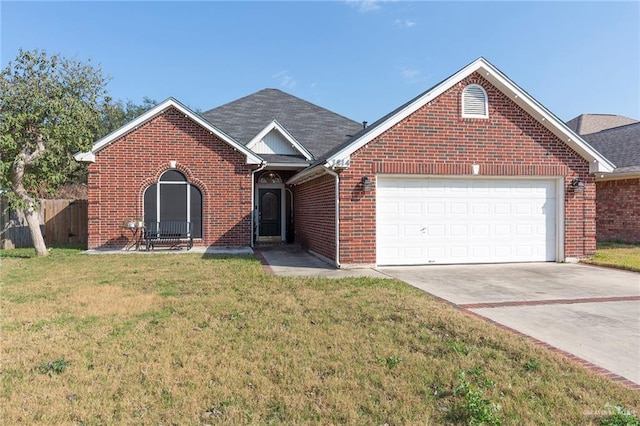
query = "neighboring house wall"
(293, 174, 336, 261)
(596, 178, 640, 243)
(336, 73, 595, 265)
(87, 107, 254, 249)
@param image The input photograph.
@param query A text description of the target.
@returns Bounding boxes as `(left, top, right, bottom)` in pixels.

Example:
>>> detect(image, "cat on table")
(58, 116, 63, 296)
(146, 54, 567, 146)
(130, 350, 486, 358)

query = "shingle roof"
(314, 79, 443, 164)
(582, 122, 640, 173)
(566, 114, 639, 136)
(200, 89, 363, 159)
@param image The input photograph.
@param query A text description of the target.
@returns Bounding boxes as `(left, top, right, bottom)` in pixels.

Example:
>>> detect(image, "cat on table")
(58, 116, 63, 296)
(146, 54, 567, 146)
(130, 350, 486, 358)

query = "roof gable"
(246, 120, 313, 160)
(74, 98, 262, 164)
(200, 89, 363, 159)
(318, 57, 613, 175)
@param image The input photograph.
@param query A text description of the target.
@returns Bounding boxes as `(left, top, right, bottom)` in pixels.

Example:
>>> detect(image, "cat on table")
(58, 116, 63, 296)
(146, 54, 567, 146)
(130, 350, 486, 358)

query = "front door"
(258, 188, 281, 241)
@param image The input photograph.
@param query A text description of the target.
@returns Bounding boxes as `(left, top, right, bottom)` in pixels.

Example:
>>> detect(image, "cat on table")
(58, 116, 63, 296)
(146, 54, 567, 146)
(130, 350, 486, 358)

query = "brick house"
(567, 115, 640, 243)
(76, 58, 613, 265)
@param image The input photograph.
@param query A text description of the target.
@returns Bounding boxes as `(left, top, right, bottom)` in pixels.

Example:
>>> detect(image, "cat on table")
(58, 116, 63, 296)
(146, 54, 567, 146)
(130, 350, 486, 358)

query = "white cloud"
(401, 67, 421, 80)
(395, 19, 416, 29)
(345, 0, 381, 13)
(273, 70, 297, 89)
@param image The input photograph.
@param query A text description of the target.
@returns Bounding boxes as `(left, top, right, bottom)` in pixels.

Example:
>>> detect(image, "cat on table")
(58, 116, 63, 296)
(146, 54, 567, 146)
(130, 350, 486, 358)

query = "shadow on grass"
(200, 253, 257, 262)
(0, 244, 86, 259)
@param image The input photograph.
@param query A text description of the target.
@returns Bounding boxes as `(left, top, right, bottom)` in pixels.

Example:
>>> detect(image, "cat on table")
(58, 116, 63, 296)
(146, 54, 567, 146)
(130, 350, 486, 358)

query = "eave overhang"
(286, 163, 329, 185)
(264, 162, 310, 170)
(595, 170, 640, 181)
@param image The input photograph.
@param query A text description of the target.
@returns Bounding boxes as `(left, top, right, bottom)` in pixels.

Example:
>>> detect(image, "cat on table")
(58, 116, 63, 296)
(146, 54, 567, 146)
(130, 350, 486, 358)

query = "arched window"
(462, 84, 488, 118)
(143, 170, 202, 238)
(258, 171, 282, 184)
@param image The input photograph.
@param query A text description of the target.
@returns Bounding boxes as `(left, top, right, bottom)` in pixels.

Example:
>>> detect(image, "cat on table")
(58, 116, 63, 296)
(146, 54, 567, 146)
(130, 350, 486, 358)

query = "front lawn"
(584, 242, 640, 272)
(1, 248, 639, 424)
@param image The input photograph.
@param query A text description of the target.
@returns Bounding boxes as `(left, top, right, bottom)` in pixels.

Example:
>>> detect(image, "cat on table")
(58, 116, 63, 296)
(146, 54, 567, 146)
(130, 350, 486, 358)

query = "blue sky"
(2, 1, 638, 123)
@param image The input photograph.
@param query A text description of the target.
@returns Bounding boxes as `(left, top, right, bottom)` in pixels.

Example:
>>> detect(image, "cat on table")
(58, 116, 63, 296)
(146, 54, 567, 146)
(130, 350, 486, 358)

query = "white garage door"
(377, 177, 558, 265)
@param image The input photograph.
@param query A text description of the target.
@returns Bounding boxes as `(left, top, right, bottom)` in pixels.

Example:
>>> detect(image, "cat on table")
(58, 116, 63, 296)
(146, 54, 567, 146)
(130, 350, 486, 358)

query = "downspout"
(324, 168, 341, 268)
(250, 162, 267, 248)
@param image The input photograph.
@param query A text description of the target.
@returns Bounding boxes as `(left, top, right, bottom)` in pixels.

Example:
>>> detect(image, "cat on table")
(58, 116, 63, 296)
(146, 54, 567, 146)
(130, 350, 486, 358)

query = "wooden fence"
(1, 199, 88, 249)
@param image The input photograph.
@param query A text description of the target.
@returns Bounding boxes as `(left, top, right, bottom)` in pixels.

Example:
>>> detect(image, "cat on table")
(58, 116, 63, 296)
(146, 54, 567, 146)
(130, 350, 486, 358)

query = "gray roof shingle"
(566, 114, 639, 135)
(200, 89, 363, 159)
(582, 122, 640, 172)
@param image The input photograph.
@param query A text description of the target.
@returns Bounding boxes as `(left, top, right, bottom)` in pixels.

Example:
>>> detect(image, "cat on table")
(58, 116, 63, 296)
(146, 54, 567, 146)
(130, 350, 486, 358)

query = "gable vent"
(462, 84, 488, 118)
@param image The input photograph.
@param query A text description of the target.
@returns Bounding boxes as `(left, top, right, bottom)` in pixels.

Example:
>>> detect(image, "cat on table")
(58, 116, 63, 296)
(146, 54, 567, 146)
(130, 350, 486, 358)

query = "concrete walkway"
(254, 244, 388, 279)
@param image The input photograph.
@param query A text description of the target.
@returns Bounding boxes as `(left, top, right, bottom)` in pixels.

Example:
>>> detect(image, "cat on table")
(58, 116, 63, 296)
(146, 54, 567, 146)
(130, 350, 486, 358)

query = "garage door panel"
(377, 177, 557, 265)
(450, 224, 468, 236)
(428, 202, 445, 214)
(494, 203, 511, 214)
(450, 202, 467, 214)
(378, 203, 399, 215)
(473, 203, 490, 214)
(495, 224, 511, 236)
(425, 225, 444, 237)
(404, 224, 423, 236)
(378, 223, 399, 237)
(451, 246, 470, 258)
(403, 202, 422, 215)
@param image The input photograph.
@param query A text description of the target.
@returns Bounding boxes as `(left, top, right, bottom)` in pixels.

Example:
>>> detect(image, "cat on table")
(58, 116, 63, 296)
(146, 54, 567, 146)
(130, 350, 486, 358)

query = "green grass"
(584, 242, 640, 272)
(1, 249, 639, 424)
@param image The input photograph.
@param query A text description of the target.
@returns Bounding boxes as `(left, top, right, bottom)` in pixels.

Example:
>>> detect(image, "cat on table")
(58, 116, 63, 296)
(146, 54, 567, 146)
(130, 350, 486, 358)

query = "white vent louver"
(462, 84, 488, 118)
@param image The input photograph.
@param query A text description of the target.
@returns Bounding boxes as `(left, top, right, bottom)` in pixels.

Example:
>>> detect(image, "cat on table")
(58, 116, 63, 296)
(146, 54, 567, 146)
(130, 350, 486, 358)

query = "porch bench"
(144, 221, 193, 251)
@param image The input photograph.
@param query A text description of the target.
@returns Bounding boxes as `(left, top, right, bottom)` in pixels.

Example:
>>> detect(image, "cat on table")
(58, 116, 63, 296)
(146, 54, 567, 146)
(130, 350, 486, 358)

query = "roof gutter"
(595, 170, 640, 181)
(250, 161, 268, 248)
(286, 163, 327, 186)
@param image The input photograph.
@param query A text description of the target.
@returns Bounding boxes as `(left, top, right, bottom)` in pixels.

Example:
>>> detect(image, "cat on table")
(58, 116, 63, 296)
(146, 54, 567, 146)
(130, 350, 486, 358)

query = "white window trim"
(462, 84, 489, 119)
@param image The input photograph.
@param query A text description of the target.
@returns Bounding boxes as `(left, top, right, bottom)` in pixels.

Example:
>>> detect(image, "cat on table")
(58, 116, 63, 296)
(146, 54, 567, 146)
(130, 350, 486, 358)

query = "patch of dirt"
(3, 286, 164, 323)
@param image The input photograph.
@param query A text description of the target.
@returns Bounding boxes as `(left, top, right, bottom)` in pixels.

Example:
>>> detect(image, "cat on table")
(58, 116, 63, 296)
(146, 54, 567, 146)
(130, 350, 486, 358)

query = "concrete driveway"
(378, 263, 640, 386)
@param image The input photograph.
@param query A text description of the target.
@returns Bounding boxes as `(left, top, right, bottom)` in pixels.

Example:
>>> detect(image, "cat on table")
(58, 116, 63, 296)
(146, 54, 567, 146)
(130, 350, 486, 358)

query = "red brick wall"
(336, 73, 594, 265)
(596, 178, 640, 243)
(292, 174, 336, 261)
(87, 107, 254, 249)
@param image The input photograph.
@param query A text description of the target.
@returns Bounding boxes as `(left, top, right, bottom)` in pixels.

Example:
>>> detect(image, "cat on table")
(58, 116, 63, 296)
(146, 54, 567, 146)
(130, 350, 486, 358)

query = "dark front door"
(259, 188, 281, 238)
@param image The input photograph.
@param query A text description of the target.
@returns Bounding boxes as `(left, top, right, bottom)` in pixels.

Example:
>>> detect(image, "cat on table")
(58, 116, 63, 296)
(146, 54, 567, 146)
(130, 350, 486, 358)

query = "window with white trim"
(143, 170, 202, 238)
(462, 84, 488, 118)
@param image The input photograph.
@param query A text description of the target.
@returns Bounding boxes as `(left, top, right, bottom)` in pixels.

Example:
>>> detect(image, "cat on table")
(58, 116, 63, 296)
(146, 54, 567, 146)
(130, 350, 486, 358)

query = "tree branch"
(23, 131, 46, 165)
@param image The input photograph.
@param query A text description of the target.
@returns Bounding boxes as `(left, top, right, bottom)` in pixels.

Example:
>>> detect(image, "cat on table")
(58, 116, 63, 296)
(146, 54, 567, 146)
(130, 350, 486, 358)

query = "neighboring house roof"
(566, 114, 639, 136)
(290, 57, 614, 184)
(75, 98, 262, 165)
(200, 88, 363, 160)
(582, 122, 640, 179)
